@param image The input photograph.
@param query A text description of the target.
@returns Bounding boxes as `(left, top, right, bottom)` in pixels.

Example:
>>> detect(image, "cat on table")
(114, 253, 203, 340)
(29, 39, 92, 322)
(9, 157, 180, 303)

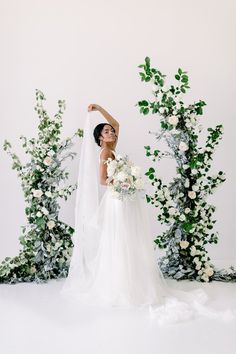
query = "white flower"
(184, 179, 190, 188)
(134, 178, 143, 189)
(131, 166, 141, 177)
(192, 185, 199, 191)
(185, 208, 191, 214)
(45, 191, 52, 198)
(59, 190, 64, 196)
(191, 169, 198, 175)
(47, 220, 55, 229)
(116, 171, 127, 182)
(41, 207, 49, 216)
(36, 211, 42, 217)
(205, 267, 214, 276)
(43, 156, 53, 166)
(47, 150, 55, 157)
(159, 107, 165, 114)
(33, 189, 43, 198)
(169, 207, 176, 215)
(179, 214, 186, 221)
(121, 182, 131, 190)
(183, 164, 189, 170)
(193, 257, 199, 263)
(168, 115, 179, 126)
(180, 240, 189, 249)
(201, 274, 209, 282)
(179, 142, 189, 152)
(188, 191, 196, 199)
(190, 246, 197, 256)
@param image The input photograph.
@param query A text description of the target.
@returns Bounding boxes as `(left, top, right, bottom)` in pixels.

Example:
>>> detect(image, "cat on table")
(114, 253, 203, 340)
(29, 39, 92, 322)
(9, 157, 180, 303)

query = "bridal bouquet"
(105, 154, 144, 201)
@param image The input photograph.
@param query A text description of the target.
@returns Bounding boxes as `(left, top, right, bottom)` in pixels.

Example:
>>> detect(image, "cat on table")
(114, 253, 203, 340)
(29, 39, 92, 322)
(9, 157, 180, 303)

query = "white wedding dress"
(61, 147, 236, 326)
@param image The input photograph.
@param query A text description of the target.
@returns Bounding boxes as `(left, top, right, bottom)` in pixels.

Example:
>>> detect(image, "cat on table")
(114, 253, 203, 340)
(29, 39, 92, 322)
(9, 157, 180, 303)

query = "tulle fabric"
(60, 180, 236, 326)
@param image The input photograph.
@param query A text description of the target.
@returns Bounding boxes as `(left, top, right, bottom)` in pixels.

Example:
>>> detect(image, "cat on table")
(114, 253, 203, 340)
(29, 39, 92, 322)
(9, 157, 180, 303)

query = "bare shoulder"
(100, 148, 113, 161)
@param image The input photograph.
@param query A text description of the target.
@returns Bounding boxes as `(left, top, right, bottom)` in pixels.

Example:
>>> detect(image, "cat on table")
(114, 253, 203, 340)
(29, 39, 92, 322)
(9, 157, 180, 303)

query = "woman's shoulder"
(99, 148, 116, 161)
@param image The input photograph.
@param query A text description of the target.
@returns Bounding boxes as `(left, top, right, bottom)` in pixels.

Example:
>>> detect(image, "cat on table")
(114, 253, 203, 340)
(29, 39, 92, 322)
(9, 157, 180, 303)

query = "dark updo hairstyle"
(93, 123, 115, 147)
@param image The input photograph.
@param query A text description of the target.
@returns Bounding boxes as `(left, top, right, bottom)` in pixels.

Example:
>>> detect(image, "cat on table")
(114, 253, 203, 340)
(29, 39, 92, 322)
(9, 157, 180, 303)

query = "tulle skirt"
(61, 187, 236, 325)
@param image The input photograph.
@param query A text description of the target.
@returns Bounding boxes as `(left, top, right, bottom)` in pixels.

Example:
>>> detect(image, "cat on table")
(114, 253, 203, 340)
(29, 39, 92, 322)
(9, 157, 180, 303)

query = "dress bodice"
(99, 147, 116, 162)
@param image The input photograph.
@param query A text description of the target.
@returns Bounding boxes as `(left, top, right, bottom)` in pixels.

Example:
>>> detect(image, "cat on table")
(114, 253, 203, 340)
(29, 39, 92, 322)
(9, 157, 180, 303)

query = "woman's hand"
(88, 104, 101, 112)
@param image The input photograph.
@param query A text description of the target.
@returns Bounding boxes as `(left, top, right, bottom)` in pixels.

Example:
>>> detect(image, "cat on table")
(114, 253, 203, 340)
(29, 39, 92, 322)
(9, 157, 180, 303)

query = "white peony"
(179, 142, 189, 152)
(168, 115, 179, 126)
(47, 220, 55, 229)
(33, 189, 43, 198)
(180, 240, 189, 249)
(43, 156, 53, 166)
(188, 191, 196, 199)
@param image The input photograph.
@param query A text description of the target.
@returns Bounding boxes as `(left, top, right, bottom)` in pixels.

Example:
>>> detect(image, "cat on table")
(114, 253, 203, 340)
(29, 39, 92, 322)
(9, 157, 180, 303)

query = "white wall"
(0, 0, 235, 264)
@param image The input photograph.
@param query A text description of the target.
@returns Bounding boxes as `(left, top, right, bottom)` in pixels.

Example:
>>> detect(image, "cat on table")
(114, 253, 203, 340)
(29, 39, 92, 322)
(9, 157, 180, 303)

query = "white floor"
(0, 275, 236, 354)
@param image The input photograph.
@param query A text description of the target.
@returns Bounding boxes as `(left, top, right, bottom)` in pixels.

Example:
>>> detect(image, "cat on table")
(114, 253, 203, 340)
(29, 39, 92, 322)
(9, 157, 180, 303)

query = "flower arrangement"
(105, 154, 144, 201)
(0, 90, 83, 284)
(136, 57, 236, 282)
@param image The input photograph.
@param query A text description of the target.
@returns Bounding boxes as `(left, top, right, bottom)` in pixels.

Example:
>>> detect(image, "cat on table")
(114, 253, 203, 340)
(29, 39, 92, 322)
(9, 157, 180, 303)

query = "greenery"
(136, 57, 236, 282)
(0, 90, 83, 284)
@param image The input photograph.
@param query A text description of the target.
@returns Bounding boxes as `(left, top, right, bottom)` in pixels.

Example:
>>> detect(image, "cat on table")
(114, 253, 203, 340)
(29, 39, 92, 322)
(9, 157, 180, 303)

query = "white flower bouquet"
(104, 154, 144, 201)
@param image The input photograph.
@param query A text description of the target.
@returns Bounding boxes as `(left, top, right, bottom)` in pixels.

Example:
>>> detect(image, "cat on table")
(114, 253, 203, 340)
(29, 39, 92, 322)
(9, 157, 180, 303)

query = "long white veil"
(61, 111, 103, 296)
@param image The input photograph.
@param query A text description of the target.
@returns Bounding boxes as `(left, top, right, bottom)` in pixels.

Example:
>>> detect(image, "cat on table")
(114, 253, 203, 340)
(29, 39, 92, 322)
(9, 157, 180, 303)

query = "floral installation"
(105, 154, 144, 201)
(136, 57, 236, 282)
(0, 90, 83, 284)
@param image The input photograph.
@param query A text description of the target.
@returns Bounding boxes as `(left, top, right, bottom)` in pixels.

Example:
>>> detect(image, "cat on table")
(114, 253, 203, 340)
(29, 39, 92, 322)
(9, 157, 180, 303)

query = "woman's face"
(100, 124, 116, 144)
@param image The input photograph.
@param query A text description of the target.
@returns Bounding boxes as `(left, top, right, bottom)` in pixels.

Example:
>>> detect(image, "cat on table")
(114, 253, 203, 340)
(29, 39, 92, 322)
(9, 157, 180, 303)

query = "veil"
(61, 111, 104, 295)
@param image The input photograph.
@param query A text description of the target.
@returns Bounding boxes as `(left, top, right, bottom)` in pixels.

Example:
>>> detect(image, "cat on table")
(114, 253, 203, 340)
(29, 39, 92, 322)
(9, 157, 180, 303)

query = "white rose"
(43, 156, 53, 166)
(168, 115, 179, 126)
(180, 240, 189, 249)
(179, 142, 189, 152)
(116, 171, 127, 182)
(205, 267, 214, 276)
(41, 207, 49, 216)
(179, 214, 186, 221)
(33, 189, 43, 198)
(47, 220, 55, 229)
(185, 208, 191, 214)
(188, 191, 196, 199)
(36, 211, 42, 217)
(169, 207, 176, 215)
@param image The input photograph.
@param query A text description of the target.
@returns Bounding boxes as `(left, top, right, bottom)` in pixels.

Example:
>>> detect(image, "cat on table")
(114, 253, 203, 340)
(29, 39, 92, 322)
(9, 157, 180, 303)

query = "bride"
(60, 104, 236, 325)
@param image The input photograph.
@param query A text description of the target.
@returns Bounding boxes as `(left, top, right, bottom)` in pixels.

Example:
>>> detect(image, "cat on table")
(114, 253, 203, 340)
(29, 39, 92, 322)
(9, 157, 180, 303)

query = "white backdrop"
(0, 0, 235, 265)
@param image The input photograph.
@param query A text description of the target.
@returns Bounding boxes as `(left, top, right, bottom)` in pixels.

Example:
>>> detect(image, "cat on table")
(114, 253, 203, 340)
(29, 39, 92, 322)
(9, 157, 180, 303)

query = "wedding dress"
(60, 112, 236, 326)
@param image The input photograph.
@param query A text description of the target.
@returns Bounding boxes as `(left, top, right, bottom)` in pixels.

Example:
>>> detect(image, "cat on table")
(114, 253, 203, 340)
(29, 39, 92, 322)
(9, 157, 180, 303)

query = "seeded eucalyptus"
(0, 90, 83, 284)
(136, 57, 236, 282)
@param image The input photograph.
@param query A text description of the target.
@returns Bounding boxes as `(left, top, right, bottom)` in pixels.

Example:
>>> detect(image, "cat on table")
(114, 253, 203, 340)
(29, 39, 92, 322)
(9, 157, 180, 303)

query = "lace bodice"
(99, 147, 116, 162)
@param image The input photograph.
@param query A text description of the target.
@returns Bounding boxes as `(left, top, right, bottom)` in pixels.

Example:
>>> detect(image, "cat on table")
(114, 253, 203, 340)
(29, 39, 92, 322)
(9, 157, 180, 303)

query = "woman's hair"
(93, 123, 115, 146)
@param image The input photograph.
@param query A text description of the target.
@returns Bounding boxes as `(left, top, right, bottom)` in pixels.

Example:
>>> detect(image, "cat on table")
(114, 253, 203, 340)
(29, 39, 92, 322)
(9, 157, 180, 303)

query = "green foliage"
(0, 90, 83, 284)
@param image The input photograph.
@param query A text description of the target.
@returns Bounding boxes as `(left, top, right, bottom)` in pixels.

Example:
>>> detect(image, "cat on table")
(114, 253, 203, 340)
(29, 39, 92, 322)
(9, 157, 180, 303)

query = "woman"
(61, 105, 236, 325)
